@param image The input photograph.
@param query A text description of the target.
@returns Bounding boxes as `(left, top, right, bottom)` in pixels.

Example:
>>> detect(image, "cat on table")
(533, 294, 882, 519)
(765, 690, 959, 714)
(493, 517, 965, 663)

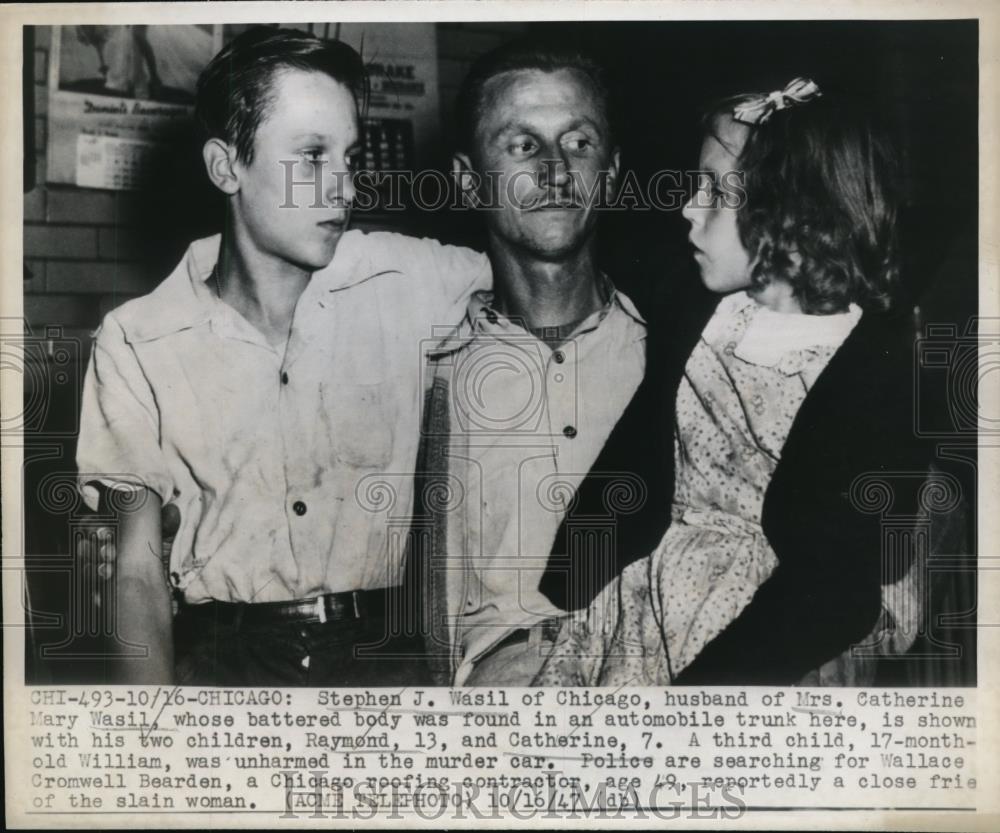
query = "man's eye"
(563, 137, 592, 154)
(509, 139, 537, 157)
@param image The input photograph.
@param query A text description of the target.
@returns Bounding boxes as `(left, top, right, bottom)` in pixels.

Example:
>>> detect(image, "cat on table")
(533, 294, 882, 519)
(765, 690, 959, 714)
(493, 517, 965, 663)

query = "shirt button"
(554, 373, 564, 383)
(281, 372, 289, 385)
(293, 500, 307, 516)
(563, 425, 577, 439)
(553, 350, 565, 364)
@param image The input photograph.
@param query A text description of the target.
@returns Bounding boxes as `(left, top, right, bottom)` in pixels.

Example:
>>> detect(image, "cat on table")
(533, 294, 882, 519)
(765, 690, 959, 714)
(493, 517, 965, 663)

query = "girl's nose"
(681, 195, 698, 224)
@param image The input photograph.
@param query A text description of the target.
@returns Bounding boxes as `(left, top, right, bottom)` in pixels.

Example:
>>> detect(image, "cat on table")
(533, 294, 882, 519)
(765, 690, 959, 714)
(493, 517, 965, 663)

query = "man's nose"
(538, 155, 570, 190)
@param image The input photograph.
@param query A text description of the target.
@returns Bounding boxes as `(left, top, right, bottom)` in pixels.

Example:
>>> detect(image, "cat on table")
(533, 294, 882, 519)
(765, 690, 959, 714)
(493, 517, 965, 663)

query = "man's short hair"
(195, 26, 368, 164)
(456, 34, 614, 153)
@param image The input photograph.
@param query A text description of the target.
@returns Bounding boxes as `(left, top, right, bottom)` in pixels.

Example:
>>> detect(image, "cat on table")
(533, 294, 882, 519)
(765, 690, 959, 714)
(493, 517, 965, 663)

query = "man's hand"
(80, 504, 181, 605)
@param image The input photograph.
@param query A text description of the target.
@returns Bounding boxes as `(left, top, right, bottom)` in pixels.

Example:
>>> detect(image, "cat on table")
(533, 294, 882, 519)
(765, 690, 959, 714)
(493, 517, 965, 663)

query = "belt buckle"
(314, 595, 327, 624)
(351, 591, 361, 619)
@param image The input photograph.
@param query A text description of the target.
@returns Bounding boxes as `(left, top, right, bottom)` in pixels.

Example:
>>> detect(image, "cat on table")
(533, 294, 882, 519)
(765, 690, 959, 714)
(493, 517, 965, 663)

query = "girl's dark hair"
(456, 35, 614, 153)
(195, 26, 368, 164)
(706, 89, 901, 313)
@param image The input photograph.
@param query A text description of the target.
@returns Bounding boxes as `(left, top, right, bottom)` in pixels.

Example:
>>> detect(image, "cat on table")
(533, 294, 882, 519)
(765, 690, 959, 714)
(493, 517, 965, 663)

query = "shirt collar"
(427, 278, 646, 359)
(704, 290, 863, 368)
(125, 230, 397, 342)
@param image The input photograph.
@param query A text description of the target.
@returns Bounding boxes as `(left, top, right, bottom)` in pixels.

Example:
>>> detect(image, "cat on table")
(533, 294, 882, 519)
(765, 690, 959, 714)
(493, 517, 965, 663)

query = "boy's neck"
(488, 239, 606, 331)
(215, 227, 312, 347)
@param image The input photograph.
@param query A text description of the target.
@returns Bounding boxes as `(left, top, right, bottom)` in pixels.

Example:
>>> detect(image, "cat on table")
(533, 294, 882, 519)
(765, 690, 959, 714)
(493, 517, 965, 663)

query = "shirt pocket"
(323, 379, 398, 470)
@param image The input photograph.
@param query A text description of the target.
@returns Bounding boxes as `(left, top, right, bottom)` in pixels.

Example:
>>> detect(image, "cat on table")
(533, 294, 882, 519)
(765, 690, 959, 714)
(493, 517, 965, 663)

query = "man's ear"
(605, 147, 621, 199)
(202, 138, 240, 196)
(452, 152, 480, 208)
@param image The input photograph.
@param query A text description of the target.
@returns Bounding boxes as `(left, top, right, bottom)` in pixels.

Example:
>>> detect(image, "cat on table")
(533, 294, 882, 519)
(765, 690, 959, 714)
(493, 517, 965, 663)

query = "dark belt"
(178, 588, 390, 629)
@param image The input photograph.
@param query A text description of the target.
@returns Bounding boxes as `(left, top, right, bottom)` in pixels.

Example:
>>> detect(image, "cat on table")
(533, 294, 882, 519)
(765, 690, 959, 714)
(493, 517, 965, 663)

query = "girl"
(533, 78, 927, 686)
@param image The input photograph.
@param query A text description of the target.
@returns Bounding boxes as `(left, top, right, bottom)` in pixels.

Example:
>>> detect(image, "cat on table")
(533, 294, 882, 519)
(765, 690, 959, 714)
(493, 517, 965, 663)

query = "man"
(415, 38, 646, 685)
(76, 27, 489, 685)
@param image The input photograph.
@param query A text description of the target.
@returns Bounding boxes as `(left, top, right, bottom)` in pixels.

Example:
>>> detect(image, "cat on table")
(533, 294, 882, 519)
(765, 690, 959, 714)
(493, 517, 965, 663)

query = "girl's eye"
(691, 173, 727, 207)
(301, 149, 329, 164)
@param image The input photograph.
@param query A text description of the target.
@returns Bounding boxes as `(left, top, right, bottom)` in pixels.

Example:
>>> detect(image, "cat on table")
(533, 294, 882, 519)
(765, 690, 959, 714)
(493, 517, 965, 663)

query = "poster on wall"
(46, 25, 222, 190)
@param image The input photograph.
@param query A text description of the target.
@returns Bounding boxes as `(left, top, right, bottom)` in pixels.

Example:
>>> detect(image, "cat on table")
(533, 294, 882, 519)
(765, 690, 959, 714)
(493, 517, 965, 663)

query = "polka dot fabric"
(535, 292, 854, 686)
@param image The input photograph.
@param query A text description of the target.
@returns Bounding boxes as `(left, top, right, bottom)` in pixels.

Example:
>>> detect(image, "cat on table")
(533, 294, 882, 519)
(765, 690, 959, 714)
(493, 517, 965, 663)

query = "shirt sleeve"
(76, 314, 174, 511)
(382, 233, 491, 327)
(418, 236, 492, 320)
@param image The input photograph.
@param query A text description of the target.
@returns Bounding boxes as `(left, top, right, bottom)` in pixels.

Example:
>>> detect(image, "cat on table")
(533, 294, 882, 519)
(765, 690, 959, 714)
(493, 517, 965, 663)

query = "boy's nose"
(326, 167, 356, 206)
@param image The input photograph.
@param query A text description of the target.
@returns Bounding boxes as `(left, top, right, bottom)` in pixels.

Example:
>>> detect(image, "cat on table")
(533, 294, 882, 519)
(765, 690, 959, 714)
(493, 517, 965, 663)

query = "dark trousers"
(173, 606, 431, 687)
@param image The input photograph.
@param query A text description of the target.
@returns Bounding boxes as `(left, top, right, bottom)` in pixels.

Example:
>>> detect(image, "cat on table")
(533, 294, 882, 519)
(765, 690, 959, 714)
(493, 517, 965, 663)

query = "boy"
(77, 27, 488, 685)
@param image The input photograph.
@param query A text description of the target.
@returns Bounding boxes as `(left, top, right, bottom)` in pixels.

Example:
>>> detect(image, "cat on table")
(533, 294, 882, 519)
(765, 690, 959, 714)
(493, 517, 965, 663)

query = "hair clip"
(732, 77, 822, 126)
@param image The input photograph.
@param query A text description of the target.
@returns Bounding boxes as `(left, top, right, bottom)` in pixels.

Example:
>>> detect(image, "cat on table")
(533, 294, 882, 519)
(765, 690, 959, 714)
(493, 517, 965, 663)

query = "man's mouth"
(522, 193, 584, 211)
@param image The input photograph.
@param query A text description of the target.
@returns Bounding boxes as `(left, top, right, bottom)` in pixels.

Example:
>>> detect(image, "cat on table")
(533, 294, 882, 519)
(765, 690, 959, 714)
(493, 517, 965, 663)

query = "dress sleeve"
(674, 315, 925, 685)
(672, 538, 882, 685)
(76, 314, 174, 511)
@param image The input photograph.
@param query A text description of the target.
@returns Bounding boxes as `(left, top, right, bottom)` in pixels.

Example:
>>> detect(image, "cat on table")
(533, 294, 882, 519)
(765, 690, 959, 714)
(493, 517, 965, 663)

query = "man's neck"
(216, 226, 312, 347)
(488, 240, 606, 331)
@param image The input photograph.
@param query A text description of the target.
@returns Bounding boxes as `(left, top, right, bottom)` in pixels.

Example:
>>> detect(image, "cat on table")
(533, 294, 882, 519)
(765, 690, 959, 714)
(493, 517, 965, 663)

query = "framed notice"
(46, 25, 222, 190)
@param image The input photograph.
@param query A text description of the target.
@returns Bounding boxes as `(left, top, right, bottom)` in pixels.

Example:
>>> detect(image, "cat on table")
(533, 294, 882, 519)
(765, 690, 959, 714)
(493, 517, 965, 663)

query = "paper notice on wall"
(47, 25, 221, 190)
(74, 134, 160, 189)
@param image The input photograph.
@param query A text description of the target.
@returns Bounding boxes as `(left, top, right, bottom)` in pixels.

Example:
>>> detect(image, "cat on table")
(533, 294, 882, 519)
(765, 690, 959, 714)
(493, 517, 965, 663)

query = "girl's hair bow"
(732, 77, 823, 125)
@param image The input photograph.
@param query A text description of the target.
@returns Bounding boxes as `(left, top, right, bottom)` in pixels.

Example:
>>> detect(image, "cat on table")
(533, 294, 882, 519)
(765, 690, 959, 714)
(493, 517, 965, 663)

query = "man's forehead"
(480, 67, 607, 122)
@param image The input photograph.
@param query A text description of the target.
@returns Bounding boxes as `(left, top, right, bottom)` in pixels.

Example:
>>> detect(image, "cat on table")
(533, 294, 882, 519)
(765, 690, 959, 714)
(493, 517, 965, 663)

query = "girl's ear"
(452, 152, 481, 208)
(203, 138, 240, 196)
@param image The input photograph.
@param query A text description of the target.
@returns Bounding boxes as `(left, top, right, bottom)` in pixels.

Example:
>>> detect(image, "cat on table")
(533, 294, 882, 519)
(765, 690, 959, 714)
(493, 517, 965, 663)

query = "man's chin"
(523, 231, 588, 261)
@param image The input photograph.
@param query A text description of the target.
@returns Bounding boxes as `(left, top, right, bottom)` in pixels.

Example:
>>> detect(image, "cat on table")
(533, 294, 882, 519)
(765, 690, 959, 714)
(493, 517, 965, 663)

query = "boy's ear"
(202, 138, 240, 196)
(452, 152, 480, 208)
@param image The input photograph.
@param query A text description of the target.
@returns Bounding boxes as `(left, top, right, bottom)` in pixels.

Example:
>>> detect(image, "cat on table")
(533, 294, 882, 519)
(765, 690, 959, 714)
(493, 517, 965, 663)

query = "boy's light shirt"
(77, 230, 490, 603)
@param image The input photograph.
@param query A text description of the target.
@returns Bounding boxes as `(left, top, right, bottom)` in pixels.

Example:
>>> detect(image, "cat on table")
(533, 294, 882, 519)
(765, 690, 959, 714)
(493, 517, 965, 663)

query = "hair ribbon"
(732, 77, 822, 125)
